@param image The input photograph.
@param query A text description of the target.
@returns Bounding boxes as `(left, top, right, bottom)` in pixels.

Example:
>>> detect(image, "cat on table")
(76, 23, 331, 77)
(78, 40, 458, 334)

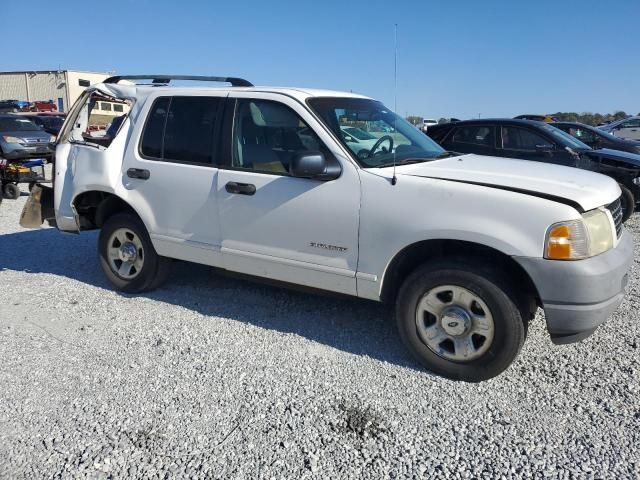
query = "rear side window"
(140, 97, 169, 158)
(140, 96, 221, 164)
(451, 126, 494, 146)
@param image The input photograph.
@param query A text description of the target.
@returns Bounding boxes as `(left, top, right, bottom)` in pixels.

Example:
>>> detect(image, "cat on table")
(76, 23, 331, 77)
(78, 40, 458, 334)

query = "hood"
(587, 148, 640, 168)
(389, 154, 620, 212)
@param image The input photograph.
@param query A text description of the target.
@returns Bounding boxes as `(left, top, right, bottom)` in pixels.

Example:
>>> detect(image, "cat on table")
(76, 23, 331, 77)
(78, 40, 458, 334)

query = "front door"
(216, 94, 360, 295)
(497, 125, 574, 166)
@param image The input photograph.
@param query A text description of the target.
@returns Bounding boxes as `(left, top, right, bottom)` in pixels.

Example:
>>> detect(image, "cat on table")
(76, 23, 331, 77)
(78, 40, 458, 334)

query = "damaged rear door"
(21, 86, 133, 231)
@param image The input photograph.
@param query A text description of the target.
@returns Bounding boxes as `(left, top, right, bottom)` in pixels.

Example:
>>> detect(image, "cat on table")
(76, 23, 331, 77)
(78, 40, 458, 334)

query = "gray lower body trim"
(514, 230, 633, 344)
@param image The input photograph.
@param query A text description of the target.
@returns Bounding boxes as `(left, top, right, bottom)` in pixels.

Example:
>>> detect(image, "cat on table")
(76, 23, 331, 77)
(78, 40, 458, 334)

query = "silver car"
(598, 116, 640, 141)
(0, 115, 55, 160)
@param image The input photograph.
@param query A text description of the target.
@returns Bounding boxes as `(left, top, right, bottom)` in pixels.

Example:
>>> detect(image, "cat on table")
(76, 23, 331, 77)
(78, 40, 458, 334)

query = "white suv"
(21, 75, 633, 381)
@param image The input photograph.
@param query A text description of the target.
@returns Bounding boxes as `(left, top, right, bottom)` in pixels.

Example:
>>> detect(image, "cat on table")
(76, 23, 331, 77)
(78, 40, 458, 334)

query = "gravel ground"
(0, 183, 639, 479)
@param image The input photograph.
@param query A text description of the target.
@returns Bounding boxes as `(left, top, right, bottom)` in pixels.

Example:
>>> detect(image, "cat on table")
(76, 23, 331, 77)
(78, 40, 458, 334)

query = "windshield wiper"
(374, 157, 430, 168)
(433, 150, 464, 159)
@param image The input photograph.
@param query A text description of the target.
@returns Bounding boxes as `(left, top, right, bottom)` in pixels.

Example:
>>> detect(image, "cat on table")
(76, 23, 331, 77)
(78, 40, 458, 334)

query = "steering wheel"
(367, 135, 394, 158)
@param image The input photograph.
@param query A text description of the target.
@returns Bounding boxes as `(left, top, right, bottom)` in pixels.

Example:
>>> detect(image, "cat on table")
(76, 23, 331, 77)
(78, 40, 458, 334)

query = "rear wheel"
(396, 259, 526, 382)
(618, 184, 634, 223)
(3, 183, 20, 200)
(98, 213, 171, 292)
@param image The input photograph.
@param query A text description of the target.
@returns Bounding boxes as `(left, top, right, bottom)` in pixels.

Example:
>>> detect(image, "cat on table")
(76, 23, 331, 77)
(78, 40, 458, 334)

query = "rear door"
(215, 93, 361, 295)
(441, 124, 496, 156)
(122, 94, 226, 265)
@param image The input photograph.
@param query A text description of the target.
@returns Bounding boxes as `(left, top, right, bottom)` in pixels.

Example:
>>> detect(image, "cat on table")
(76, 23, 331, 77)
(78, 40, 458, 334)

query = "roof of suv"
(93, 82, 372, 103)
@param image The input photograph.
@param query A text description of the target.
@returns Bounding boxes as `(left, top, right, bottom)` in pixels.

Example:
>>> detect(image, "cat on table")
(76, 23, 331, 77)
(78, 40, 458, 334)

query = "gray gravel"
(0, 183, 639, 479)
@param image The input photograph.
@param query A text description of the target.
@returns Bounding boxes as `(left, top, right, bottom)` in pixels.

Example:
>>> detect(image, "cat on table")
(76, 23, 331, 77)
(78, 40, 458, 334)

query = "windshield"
(0, 117, 40, 132)
(540, 124, 590, 150)
(41, 116, 65, 128)
(308, 97, 446, 167)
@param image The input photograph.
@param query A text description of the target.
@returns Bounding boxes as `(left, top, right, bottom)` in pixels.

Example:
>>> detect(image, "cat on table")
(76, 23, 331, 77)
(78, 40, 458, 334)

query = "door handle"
(226, 181, 256, 195)
(127, 168, 150, 180)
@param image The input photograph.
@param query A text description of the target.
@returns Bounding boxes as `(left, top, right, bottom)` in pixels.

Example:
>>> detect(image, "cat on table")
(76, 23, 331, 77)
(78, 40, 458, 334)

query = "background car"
(0, 115, 55, 160)
(29, 114, 66, 136)
(420, 118, 438, 132)
(553, 121, 640, 155)
(514, 114, 559, 123)
(31, 100, 57, 112)
(598, 116, 640, 140)
(339, 126, 385, 156)
(428, 119, 640, 221)
(0, 100, 25, 113)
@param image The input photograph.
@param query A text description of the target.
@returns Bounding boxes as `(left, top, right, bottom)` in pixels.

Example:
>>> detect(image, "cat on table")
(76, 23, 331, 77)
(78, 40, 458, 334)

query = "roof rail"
(103, 75, 254, 87)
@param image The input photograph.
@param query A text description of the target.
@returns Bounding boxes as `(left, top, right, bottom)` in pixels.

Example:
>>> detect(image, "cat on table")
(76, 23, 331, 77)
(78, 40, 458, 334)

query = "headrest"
(250, 101, 300, 128)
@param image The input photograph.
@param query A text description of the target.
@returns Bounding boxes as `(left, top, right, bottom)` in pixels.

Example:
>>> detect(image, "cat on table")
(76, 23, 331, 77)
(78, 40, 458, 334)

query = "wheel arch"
(72, 190, 147, 231)
(379, 239, 540, 310)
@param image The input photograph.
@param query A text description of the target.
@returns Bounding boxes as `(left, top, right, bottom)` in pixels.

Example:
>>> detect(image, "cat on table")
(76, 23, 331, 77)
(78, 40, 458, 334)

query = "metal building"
(0, 70, 113, 113)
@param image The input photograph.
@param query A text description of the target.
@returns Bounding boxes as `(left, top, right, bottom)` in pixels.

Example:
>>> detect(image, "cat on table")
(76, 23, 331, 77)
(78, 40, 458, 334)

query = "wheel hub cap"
(440, 306, 470, 336)
(415, 285, 495, 362)
(118, 242, 138, 263)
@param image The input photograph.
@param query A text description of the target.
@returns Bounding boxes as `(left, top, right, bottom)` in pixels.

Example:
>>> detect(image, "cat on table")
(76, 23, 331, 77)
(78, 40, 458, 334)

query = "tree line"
(406, 111, 639, 126)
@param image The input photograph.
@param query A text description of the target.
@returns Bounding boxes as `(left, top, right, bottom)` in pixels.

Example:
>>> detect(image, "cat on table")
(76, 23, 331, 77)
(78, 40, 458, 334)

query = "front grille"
(23, 138, 48, 144)
(606, 197, 623, 238)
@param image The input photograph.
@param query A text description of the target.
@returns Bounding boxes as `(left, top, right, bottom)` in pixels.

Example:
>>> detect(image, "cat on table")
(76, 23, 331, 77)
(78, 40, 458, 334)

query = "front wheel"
(98, 213, 171, 293)
(396, 259, 526, 382)
(618, 184, 634, 223)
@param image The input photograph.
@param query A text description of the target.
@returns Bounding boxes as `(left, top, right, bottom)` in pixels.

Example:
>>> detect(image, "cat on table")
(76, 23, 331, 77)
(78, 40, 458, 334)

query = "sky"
(5, 0, 639, 119)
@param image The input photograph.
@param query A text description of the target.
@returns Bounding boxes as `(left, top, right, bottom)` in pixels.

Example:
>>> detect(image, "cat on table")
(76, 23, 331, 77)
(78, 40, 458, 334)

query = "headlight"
(545, 209, 613, 260)
(49, 135, 56, 142)
(2, 135, 22, 143)
(633, 177, 640, 186)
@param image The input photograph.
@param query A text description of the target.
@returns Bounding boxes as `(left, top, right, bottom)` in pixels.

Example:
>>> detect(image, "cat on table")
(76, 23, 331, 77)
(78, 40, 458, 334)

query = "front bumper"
(1, 144, 53, 160)
(514, 230, 633, 344)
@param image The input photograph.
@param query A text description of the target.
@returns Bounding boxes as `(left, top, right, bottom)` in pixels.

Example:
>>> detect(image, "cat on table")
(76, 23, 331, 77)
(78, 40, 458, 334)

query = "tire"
(396, 258, 526, 382)
(98, 213, 171, 293)
(618, 184, 634, 223)
(3, 183, 20, 200)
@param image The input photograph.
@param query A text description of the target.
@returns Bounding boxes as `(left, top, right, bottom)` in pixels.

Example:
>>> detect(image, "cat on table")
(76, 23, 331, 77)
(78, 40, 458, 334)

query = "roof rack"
(103, 75, 254, 87)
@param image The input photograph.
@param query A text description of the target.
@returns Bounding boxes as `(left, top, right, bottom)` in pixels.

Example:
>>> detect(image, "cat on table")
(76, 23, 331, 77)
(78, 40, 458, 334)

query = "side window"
(232, 99, 325, 174)
(140, 96, 221, 164)
(620, 119, 640, 128)
(568, 127, 596, 143)
(140, 97, 169, 159)
(501, 127, 550, 151)
(450, 126, 493, 146)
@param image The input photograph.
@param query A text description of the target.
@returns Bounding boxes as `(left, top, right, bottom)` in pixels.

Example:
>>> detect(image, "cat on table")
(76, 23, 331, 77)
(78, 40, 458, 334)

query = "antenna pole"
(391, 23, 398, 186)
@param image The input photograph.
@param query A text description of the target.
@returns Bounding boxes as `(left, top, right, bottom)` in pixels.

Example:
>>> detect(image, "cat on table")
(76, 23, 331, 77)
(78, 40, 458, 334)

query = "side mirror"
(289, 151, 340, 180)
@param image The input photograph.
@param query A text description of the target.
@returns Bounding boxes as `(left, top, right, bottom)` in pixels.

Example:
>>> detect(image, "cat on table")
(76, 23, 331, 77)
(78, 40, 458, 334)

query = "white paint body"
(52, 84, 622, 301)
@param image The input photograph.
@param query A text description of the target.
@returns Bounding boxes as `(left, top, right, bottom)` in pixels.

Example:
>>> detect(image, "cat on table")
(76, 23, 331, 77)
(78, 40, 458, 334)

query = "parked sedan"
(0, 115, 55, 160)
(598, 116, 640, 140)
(553, 121, 640, 155)
(428, 119, 640, 221)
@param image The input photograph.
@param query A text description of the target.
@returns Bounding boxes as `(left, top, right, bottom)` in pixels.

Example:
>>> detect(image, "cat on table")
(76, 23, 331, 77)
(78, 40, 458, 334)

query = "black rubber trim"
(404, 174, 585, 212)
